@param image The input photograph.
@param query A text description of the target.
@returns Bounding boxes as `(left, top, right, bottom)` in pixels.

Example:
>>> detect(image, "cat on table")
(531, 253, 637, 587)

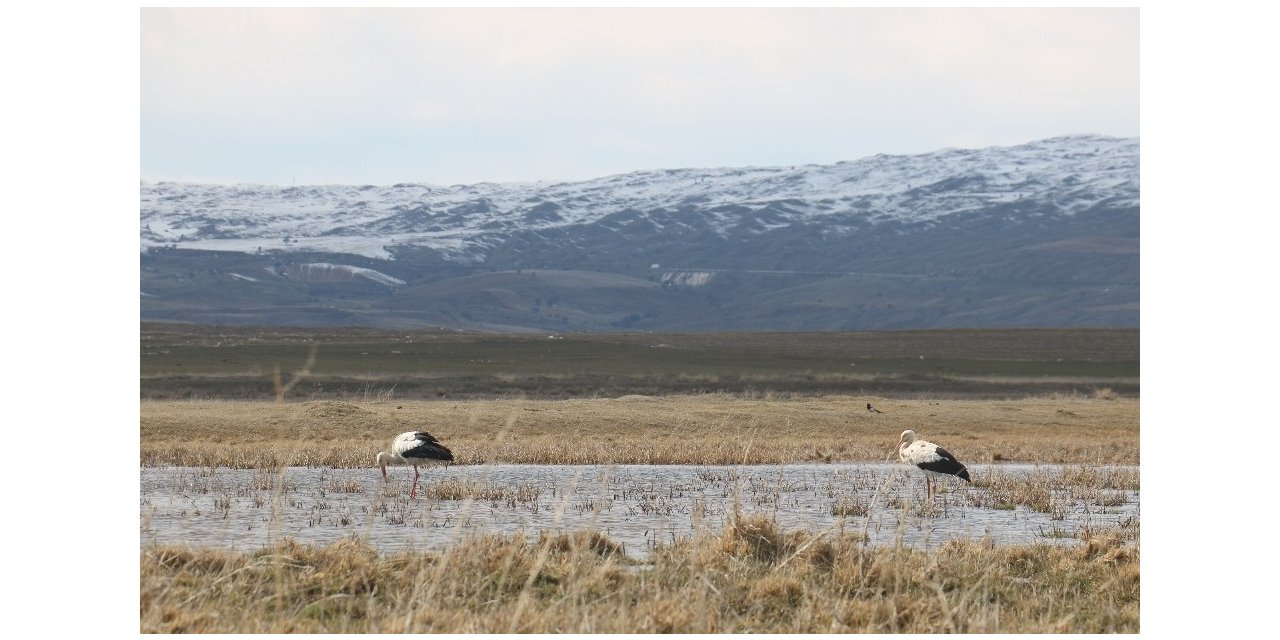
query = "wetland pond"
(141, 463, 1139, 557)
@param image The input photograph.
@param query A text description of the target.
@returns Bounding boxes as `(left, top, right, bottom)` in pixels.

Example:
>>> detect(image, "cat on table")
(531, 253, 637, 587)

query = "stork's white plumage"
(896, 429, 970, 499)
(376, 431, 454, 497)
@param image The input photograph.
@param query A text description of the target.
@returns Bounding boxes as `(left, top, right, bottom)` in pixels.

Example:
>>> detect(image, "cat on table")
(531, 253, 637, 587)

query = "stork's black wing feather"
(403, 431, 454, 461)
(916, 445, 971, 481)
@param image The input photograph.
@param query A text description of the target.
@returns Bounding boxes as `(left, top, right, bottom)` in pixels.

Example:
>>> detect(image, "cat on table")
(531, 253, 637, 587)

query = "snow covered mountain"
(140, 134, 1139, 331)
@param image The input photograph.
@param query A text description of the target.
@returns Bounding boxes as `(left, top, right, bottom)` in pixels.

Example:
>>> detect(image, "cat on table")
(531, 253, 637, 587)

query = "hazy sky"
(141, 7, 1138, 186)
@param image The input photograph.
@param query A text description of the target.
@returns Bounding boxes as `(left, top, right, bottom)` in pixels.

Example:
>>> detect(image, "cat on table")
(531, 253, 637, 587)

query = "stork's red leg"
(410, 465, 420, 497)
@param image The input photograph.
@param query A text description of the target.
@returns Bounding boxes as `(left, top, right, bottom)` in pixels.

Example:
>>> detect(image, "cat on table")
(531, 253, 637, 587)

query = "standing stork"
(376, 431, 454, 497)
(896, 429, 970, 499)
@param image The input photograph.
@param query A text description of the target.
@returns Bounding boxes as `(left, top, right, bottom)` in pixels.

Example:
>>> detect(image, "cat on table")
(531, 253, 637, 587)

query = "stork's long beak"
(380, 463, 388, 481)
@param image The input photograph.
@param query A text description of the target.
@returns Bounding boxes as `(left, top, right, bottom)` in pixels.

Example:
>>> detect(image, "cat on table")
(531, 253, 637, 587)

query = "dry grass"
(968, 465, 1140, 514)
(417, 478, 543, 505)
(140, 515, 1139, 633)
(140, 395, 1139, 467)
(1089, 387, 1120, 400)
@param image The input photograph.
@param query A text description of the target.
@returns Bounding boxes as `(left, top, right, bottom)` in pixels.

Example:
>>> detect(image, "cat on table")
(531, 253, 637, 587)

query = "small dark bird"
(376, 431, 454, 497)
(867, 403, 884, 414)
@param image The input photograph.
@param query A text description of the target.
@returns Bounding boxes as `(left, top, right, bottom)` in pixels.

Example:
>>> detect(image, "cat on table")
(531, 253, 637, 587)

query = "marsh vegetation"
(140, 395, 1140, 632)
(141, 516, 1138, 633)
(141, 461, 1140, 553)
(138, 325, 1140, 632)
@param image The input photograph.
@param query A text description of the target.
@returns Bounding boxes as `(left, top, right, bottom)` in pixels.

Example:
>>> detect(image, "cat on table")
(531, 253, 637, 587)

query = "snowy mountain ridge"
(141, 134, 1138, 262)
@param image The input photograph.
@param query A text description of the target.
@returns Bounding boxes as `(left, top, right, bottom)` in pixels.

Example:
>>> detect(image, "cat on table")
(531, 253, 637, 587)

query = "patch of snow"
(663, 272, 714, 287)
(140, 135, 1138, 262)
(286, 263, 406, 287)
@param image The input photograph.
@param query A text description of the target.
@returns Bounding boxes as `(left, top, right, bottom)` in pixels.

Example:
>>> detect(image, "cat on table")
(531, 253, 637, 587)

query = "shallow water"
(140, 463, 1139, 556)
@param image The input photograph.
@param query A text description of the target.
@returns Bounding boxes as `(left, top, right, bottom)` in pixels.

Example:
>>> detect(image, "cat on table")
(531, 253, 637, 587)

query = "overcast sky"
(141, 7, 1138, 186)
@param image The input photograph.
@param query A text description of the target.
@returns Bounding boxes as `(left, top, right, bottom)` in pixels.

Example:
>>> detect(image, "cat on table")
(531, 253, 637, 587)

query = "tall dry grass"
(140, 395, 1139, 467)
(140, 515, 1138, 633)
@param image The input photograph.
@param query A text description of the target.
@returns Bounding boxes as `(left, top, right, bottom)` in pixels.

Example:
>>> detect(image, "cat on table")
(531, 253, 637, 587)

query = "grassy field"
(141, 516, 1138, 633)
(141, 323, 1139, 399)
(139, 324, 1140, 632)
(140, 394, 1138, 467)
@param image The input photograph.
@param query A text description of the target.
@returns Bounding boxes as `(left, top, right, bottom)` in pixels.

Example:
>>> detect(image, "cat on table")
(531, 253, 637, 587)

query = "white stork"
(896, 429, 970, 499)
(376, 431, 454, 497)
